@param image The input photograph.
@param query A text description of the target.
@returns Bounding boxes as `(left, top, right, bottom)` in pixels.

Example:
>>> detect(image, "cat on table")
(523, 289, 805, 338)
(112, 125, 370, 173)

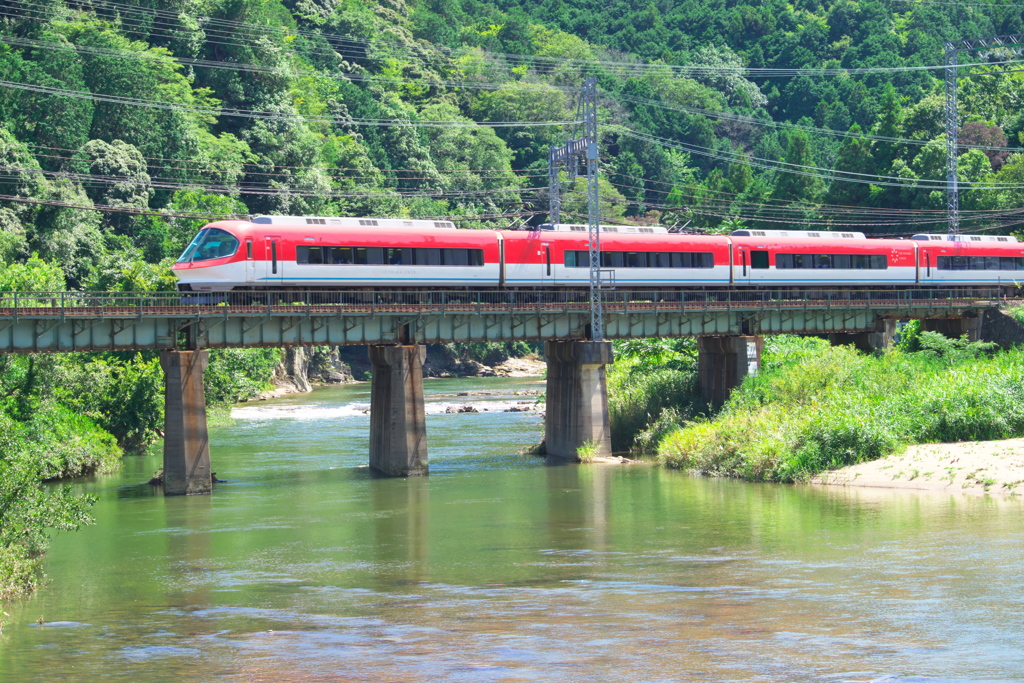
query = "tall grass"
(607, 339, 702, 454)
(659, 336, 1024, 482)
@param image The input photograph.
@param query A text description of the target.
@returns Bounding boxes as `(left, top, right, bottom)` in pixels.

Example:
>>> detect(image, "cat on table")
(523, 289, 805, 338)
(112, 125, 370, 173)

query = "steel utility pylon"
(945, 35, 1024, 236)
(549, 77, 603, 340)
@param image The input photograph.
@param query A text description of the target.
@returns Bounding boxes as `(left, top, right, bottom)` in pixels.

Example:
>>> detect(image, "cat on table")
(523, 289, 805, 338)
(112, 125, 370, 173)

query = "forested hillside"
(5, 0, 1024, 596)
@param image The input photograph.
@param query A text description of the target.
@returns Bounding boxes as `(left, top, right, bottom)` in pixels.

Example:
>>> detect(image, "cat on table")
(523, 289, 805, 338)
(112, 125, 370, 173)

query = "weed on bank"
(657, 334, 1024, 482)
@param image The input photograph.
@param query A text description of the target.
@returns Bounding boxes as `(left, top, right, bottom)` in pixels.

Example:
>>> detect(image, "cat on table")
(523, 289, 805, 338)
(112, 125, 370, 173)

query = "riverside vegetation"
(5, 0, 1024, 598)
(607, 324, 1024, 484)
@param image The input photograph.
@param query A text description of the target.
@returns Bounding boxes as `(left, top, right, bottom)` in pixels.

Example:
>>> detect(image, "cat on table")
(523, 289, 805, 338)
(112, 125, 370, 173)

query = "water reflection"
(2, 378, 1023, 681)
(370, 477, 430, 588)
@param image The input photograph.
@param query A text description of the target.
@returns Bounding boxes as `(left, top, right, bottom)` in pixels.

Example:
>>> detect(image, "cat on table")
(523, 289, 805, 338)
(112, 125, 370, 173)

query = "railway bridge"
(0, 288, 1002, 494)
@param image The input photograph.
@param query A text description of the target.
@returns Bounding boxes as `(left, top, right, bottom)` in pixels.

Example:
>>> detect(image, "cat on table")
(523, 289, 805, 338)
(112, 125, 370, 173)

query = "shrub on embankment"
(0, 409, 114, 600)
(657, 333, 1024, 482)
(607, 339, 703, 454)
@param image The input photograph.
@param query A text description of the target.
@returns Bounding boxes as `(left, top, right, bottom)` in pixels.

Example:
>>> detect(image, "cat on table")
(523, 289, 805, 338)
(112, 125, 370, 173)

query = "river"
(2, 376, 1024, 681)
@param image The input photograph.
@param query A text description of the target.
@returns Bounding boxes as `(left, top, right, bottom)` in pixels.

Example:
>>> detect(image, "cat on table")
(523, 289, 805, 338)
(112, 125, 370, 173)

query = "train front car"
(172, 221, 251, 294)
(172, 216, 504, 294)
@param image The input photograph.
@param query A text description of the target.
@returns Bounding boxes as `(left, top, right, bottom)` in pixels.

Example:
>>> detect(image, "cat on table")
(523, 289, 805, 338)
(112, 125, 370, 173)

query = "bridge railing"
(0, 287, 1004, 317)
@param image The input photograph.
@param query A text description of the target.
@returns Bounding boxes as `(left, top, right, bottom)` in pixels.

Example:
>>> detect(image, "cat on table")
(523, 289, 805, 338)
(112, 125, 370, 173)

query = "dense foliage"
(5, 0, 1024, 599)
(658, 334, 1024, 481)
(3, 0, 1024, 251)
(607, 338, 701, 454)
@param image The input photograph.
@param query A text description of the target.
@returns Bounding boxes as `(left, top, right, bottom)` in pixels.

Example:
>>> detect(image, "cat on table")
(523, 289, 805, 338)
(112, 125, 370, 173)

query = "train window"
(565, 250, 712, 268)
(301, 246, 482, 267)
(328, 247, 353, 264)
(939, 256, 1024, 271)
(442, 249, 468, 266)
(246, 239, 253, 259)
(352, 247, 384, 265)
(177, 228, 239, 263)
(296, 246, 324, 264)
(750, 251, 769, 269)
(775, 253, 886, 269)
(416, 248, 442, 266)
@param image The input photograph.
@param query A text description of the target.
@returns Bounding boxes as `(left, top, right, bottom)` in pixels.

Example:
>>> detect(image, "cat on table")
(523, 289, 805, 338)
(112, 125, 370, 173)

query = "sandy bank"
(810, 438, 1024, 496)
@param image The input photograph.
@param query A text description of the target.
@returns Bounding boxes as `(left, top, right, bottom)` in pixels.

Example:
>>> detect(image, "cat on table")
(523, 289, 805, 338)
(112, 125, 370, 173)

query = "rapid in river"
(2, 377, 1023, 681)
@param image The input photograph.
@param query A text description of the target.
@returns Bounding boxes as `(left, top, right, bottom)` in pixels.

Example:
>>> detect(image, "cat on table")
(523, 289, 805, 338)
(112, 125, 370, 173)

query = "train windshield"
(177, 228, 240, 263)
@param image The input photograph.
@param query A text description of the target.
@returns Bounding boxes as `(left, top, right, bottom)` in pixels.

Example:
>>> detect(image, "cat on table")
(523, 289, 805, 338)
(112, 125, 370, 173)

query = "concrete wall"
(697, 336, 762, 404)
(828, 319, 896, 353)
(368, 345, 428, 477)
(160, 350, 212, 495)
(979, 309, 1024, 348)
(544, 340, 614, 461)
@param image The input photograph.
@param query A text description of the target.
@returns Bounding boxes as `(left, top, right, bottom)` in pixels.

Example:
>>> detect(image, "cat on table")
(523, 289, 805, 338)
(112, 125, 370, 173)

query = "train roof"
(251, 215, 457, 229)
(731, 229, 867, 239)
(537, 223, 669, 234)
(912, 233, 1018, 243)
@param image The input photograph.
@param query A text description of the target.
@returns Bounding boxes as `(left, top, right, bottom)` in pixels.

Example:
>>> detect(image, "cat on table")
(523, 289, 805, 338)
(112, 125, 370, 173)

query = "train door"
(265, 235, 283, 286)
(736, 245, 752, 285)
(244, 238, 256, 283)
(541, 240, 555, 285)
(919, 246, 933, 284)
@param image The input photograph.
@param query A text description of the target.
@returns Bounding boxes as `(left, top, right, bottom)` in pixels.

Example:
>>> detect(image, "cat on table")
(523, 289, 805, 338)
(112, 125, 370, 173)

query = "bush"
(53, 353, 164, 454)
(607, 356, 701, 453)
(1, 412, 98, 599)
(204, 348, 282, 406)
(658, 344, 1024, 482)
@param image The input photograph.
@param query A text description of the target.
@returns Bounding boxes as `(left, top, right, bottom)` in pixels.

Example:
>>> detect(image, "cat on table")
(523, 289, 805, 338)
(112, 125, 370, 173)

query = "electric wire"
(2, 0, 1009, 79)
(615, 127, 1024, 190)
(0, 79, 578, 128)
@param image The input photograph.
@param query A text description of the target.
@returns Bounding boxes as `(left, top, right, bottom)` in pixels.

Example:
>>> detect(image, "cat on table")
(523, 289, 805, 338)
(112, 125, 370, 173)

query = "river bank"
(810, 437, 1024, 496)
(255, 346, 545, 400)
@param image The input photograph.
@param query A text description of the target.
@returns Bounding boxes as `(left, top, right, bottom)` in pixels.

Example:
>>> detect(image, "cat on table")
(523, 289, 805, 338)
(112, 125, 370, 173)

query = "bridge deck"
(0, 288, 1004, 352)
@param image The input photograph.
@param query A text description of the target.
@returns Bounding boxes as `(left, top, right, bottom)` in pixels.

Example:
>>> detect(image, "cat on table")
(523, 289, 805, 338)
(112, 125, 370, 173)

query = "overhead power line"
(2, 0, 1007, 79)
(20, 142, 545, 181)
(0, 34, 565, 93)
(0, 164, 542, 201)
(615, 92, 1024, 152)
(0, 79, 578, 128)
(0, 192, 544, 223)
(615, 127, 1024, 190)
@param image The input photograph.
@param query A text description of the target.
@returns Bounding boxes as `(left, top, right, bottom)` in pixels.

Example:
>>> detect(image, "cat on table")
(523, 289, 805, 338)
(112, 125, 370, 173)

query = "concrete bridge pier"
(922, 316, 981, 341)
(160, 350, 212, 495)
(698, 336, 763, 404)
(369, 345, 428, 477)
(829, 319, 896, 353)
(544, 340, 614, 461)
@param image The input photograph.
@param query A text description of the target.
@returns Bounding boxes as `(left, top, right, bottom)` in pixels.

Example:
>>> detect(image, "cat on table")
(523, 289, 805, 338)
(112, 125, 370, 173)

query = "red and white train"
(171, 215, 1024, 292)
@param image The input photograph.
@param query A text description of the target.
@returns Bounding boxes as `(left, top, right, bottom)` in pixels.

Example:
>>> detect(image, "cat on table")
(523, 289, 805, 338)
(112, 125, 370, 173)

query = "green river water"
(2, 377, 1024, 681)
